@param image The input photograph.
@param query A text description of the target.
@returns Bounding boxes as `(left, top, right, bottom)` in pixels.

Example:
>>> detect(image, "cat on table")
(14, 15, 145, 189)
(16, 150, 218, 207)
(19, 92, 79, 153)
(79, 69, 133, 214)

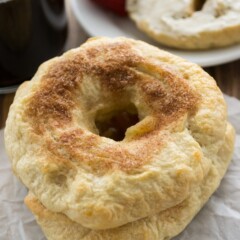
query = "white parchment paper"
(0, 95, 240, 240)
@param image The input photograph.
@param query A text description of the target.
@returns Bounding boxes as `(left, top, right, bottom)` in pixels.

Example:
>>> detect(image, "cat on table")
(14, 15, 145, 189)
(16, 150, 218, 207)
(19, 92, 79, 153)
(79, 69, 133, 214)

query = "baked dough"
(25, 122, 235, 240)
(127, 0, 240, 49)
(5, 37, 234, 232)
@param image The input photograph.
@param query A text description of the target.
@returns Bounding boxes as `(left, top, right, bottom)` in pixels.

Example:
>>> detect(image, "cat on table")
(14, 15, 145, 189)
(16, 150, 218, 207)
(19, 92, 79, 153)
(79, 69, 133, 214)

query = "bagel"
(127, 0, 240, 49)
(5, 37, 234, 234)
(25, 121, 235, 240)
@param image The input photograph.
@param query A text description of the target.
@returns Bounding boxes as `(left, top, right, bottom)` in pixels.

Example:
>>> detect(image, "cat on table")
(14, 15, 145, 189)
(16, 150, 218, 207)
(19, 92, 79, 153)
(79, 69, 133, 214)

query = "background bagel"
(5, 37, 234, 231)
(127, 0, 240, 49)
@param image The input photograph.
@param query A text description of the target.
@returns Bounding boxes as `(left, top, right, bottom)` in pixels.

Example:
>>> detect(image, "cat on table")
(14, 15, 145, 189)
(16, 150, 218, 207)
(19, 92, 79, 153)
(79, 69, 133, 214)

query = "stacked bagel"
(5, 37, 235, 240)
(127, 0, 240, 49)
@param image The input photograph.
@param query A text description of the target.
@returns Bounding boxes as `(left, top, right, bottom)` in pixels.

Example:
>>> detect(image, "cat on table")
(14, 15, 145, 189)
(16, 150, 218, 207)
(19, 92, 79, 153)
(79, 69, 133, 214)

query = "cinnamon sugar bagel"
(24, 121, 234, 240)
(5, 37, 234, 233)
(127, 0, 240, 49)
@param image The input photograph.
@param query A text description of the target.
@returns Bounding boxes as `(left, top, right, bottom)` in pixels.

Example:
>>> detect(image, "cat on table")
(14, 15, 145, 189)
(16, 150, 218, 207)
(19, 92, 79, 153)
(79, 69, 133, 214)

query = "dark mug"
(0, 0, 67, 93)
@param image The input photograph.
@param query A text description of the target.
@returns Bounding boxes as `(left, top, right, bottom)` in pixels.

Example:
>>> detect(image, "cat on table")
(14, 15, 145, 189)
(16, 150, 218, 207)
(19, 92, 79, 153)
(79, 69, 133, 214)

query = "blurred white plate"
(71, 0, 240, 67)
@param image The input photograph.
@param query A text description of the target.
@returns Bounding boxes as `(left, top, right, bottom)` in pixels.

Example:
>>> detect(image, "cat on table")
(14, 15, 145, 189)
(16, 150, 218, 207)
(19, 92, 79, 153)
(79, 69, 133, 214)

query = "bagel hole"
(95, 103, 139, 141)
(173, 0, 206, 19)
(193, 0, 206, 11)
(49, 174, 67, 186)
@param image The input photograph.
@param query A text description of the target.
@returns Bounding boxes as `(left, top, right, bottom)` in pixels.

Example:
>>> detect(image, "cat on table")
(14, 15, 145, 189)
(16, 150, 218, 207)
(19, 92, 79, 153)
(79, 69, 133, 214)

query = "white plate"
(71, 0, 240, 67)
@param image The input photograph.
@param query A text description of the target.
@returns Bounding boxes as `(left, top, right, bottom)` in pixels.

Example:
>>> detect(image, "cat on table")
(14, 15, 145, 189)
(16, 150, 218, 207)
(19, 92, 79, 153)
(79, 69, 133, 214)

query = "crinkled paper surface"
(0, 95, 239, 240)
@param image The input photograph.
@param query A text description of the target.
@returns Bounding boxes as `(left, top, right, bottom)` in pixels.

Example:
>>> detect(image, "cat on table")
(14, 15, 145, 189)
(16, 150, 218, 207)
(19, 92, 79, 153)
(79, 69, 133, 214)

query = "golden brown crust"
(26, 41, 199, 137)
(24, 122, 235, 240)
(5, 37, 231, 230)
(24, 39, 200, 173)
